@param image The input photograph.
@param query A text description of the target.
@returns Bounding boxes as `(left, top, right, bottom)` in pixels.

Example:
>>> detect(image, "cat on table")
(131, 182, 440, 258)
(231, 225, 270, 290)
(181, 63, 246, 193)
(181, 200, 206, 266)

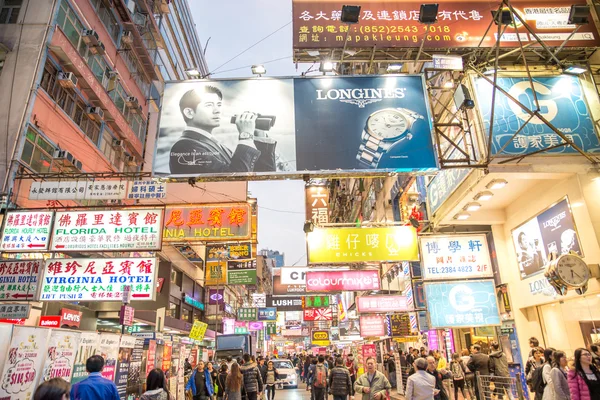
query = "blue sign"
(257, 307, 277, 321)
(427, 168, 471, 214)
(424, 280, 500, 328)
(474, 76, 600, 156)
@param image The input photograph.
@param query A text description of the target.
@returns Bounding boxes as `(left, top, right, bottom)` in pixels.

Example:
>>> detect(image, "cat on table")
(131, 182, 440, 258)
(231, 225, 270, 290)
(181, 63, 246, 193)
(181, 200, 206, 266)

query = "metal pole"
(516, 372, 525, 400)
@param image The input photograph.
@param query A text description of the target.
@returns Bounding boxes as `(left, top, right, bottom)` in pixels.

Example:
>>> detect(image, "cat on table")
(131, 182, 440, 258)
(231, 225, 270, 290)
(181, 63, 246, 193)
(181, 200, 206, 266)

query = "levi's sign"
(51, 209, 163, 252)
(306, 270, 381, 292)
(356, 295, 409, 313)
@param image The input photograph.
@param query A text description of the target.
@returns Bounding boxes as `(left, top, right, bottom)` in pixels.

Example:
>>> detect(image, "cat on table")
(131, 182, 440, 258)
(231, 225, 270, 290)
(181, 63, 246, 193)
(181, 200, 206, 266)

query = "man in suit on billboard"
(169, 86, 277, 174)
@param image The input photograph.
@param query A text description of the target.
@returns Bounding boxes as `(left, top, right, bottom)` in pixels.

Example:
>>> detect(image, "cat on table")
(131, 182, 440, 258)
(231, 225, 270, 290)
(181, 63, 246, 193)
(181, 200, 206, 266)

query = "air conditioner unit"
(125, 156, 137, 166)
(121, 31, 133, 45)
(52, 150, 83, 172)
(57, 72, 78, 89)
(132, 12, 146, 26)
(89, 41, 106, 56)
(131, 104, 142, 115)
(86, 106, 104, 122)
(82, 29, 100, 46)
(125, 96, 139, 109)
(112, 139, 125, 151)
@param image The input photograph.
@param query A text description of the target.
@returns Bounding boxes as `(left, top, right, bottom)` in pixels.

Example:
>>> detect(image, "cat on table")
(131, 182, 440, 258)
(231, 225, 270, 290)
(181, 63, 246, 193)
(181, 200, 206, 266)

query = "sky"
(189, 1, 308, 266)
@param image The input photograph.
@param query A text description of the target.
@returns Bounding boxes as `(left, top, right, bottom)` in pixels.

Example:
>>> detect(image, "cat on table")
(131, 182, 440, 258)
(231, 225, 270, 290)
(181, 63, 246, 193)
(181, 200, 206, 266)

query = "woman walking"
(141, 369, 173, 400)
(568, 348, 600, 400)
(224, 363, 243, 400)
(217, 364, 228, 400)
(450, 353, 469, 400)
(544, 351, 570, 400)
(263, 360, 279, 400)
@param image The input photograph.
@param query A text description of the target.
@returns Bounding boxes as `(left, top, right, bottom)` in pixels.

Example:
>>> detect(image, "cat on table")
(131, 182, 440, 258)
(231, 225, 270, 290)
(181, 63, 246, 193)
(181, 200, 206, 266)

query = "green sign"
(259, 328, 264, 341)
(238, 307, 257, 321)
(266, 322, 277, 335)
(184, 295, 205, 310)
(235, 327, 248, 334)
(303, 295, 330, 308)
(228, 269, 257, 285)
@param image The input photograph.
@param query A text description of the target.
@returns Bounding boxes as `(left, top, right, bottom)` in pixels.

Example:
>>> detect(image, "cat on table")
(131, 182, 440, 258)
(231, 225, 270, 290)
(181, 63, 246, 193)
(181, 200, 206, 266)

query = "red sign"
(0, 319, 25, 325)
(306, 270, 380, 292)
(360, 315, 386, 337)
(120, 305, 134, 326)
(292, 0, 600, 49)
(146, 340, 157, 377)
(303, 308, 333, 321)
(60, 308, 82, 328)
(156, 277, 165, 293)
(362, 344, 377, 368)
(39, 316, 62, 328)
(356, 295, 409, 313)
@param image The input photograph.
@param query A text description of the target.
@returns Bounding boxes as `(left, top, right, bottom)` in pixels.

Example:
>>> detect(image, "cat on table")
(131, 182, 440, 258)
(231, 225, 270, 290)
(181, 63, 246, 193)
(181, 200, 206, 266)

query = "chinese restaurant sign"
(303, 307, 333, 321)
(360, 315, 386, 338)
(356, 295, 409, 313)
(0, 211, 53, 251)
(292, 0, 600, 49)
(237, 307, 258, 321)
(39, 258, 158, 302)
(424, 280, 501, 328)
(307, 226, 419, 263)
(0, 260, 41, 301)
(51, 208, 163, 252)
(306, 270, 381, 292)
(204, 262, 227, 286)
(306, 185, 329, 225)
(163, 204, 252, 241)
(420, 234, 493, 281)
(227, 259, 257, 285)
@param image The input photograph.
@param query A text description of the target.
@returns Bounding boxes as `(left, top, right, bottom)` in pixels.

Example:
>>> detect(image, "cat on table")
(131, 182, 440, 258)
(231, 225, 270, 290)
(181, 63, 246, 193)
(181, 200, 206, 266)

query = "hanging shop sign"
(356, 295, 409, 313)
(266, 295, 303, 311)
(252, 293, 266, 308)
(189, 321, 208, 341)
(390, 314, 412, 337)
(237, 308, 258, 321)
(302, 295, 330, 309)
(511, 197, 581, 279)
(360, 315, 387, 337)
(292, 0, 600, 49)
(183, 295, 205, 310)
(420, 234, 493, 281)
(204, 262, 227, 286)
(424, 279, 501, 328)
(306, 270, 381, 292)
(0, 211, 53, 251)
(206, 243, 253, 260)
(39, 257, 158, 302)
(432, 54, 463, 71)
(208, 289, 225, 304)
(223, 318, 236, 334)
(303, 307, 333, 321)
(307, 226, 419, 263)
(39, 316, 62, 328)
(249, 321, 264, 331)
(120, 305, 135, 326)
(266, 322, 277, 335)
(281, 267, 309, 285)
(163, 203, 252, 241)
(427, 168, 471, 215)
(29, 180, 128, 200)
(126, 180, 167, 200)
(60, 308, 82, 328)
(0, 260, 41, 301)
(153, 76, 436, 179)
(0, 304, 30, 320)
(50, 208, 163, 252)
(306, 185, 329, 225)
(258, 307, 278, 321)
(227, 259, 257, 285)
(474, 76, 600, 156)
(311, 330, 330, 346)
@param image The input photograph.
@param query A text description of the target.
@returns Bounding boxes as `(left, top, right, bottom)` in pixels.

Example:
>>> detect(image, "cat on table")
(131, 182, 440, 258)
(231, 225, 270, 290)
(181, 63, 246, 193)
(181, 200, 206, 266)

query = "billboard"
(424, 280, 501, 328)
(292, 0, 600, 49)
(511, 197, 581, 279)
(306, 270, 381, 292)
(356, 295, 409, 313)
(360, 315, 387, 338)
(266, 295, 303, 311)
(474, 75, 600, 156)
(153, 76, 436, 178)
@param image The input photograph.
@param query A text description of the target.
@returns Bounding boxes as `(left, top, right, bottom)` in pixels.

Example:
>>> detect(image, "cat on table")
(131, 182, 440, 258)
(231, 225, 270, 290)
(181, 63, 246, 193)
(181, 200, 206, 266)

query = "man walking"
(240, 353, 264, 400)
(329, 357, 352, 400)
(312, 356, 329, 400)
(384, 353, 397, 389)
(354, 357, 391, 400)
(405, 358, 436, 400)
(185, 360, 214, 400)
(345, 354, 358, 399)
(468, 345, 490, 400)
(426, 357, 448, 400)
(70, 355, 120, 400)
(489, 342, 511, 399)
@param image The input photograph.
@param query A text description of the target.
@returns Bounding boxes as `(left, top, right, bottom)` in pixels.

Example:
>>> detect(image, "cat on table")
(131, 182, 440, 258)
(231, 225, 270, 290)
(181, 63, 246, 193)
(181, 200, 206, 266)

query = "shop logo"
(315, 88, 407, 108)
(39, 316, 61, 328)
(542, 211, 567, 229)
(508, 81, 558, 124)
(449, 284, 475, 312)
(313, 331, 329, 340)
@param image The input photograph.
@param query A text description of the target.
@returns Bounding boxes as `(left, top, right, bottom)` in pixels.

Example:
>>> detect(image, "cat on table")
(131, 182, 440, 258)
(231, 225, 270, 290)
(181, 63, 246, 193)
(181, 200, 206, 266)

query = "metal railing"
(475, 372, 525, 400)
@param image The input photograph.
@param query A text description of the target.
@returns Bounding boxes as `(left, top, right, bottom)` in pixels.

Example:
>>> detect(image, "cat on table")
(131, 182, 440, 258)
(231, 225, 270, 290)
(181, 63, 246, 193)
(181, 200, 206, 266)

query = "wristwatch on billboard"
(356, 108, 425, 168)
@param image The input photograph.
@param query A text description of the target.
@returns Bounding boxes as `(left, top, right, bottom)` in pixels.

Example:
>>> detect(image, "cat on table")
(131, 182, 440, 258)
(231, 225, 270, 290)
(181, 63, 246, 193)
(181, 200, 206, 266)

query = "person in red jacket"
(568, 348, 600, 400)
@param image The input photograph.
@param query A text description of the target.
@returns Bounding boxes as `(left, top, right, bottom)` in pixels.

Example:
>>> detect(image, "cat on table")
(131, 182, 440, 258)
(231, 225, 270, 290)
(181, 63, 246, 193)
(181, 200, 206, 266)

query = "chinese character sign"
(258, 307, 277, 321)
(420, 234, 493, 281)
(189, 321, 208, 341)
(390, 314, 412, 337)
(427, 168, 470, 214)
(0, 211, 53, 251)
(424, 280, 501, 328)
(51, 208, 163, 252)
(163, 204, 252, 241)
(0, 260, 41, 301)
(238, 308, 258, 321)
(356, 295, 409, 313)
(39, 258, 158, 302)
(303, 308, 332, 321)
(306, 185, 329, 225)
(127, 180, 167, 200)
(308, 226, 419, 263)
(0, 304, 30, 319)
(360, 315, 386, 337)
(29, 180, 128, 200)
(306, 270, 381, 292)
(206, 243, 252, 261)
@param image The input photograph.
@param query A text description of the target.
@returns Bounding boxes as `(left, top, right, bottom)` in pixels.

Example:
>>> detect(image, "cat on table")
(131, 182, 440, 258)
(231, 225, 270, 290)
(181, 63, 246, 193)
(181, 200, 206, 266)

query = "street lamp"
(387, 64, 403, 73)
(418, 4, 439, 24)
(251, 65, 266, 76)
(341, 5, 361, 23)
(185, 67, 201, 78)
(319, 61, 334, 73)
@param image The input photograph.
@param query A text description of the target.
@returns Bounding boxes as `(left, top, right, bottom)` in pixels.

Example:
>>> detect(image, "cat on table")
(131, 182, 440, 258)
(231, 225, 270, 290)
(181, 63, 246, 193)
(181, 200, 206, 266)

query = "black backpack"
(531, 366, 546, 394)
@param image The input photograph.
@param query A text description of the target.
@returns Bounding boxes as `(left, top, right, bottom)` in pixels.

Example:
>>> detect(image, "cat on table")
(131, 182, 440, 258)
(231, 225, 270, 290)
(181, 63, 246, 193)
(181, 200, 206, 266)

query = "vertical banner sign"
(0, 326, 52, 399)
(127, 338, 145, 399)
(0, 260, 41, 301)
(146, 340, 157, 377)
(362, 344, 377, 370)
(360, 315, 387, 337)
(306, 185, 329, 225)
(162, 341, 173, 372)
(40, 330, 81, 383)
(266, 323, 277, 335)
(115, 336, 137, 400)
(0, 211, 54, 251)
(176, 343, 186, 400)
(71, 332, 99, 384)
(97, 334, 121, 381)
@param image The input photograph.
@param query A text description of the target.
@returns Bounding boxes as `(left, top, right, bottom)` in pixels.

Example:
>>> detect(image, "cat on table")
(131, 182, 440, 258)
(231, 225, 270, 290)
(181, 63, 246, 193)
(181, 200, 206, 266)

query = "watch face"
(556, 255, 589, 287)
(366, 109, 409, 140)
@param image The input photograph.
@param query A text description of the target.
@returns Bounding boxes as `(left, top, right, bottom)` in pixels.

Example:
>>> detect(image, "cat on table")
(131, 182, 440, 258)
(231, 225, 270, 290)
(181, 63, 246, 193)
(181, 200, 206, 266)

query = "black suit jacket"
(169, 129, 277, 174)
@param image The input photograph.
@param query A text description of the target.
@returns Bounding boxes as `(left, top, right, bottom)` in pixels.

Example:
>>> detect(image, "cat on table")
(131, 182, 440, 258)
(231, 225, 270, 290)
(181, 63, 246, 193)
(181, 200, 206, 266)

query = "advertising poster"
(97, 334, 121, 382)
(126, 338, 144, 400)
(71, 332, 99, 384)
(40, 330, 81, 383)
(0, 324, 14, 371)
(420, 234, 493, 280)
(204, 262, 227, 286)
(359, 315, 387, 337)
(177, 344, 186, 400)
(115, 336, 136, 400)
(206, 243, 252, 260)
(146, 340, 157, 377)
(511, 197, 581, 279)
(425, 280, 501, 328)
(0, 326, 52, 400)
(162, 341, 173, 372)
(362, 344, 377, 370)
(474, 75, 600, 156)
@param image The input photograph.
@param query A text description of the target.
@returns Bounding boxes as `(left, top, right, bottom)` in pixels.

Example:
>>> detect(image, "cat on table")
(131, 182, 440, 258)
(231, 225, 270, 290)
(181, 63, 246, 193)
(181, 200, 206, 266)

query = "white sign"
(41, 330, 81, 383)
(127, 180, 167, 200)
(252, 293, 266, 307)
(39, 257, 158, 302)
(50, 208, 163, 251)
(0, 260, 41, 301)
(432, 54, 464, 71)
(0, 211, 53, 251)
(0, 304, 30, 319)
(29, 180, 128, 200)
(280, 267, 346, 284)
(420, 234, 493, 280)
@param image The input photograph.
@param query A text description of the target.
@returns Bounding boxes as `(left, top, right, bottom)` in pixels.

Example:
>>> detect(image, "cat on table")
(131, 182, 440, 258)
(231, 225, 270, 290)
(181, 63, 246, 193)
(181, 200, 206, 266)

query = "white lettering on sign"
(529, 277, 558, 297)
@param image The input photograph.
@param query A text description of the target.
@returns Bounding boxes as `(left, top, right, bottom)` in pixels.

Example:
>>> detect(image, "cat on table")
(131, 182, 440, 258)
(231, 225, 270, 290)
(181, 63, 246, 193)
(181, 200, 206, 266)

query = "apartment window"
(89, 0, 120, 44)
(171, 269, 183, 287)
(109, 82, 127, 113)
(0, 0, 21, 24)
(167, 301, 180, 319)
(21, 129, 55, 173)
(181, 307, 191, 322)
(57, 1, 85, 49)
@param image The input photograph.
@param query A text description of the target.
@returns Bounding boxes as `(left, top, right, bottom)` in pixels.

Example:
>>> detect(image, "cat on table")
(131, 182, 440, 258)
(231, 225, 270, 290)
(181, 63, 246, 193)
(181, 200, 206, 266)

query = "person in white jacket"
(405, 358, 437, 400)
(544, 351, 571, 400)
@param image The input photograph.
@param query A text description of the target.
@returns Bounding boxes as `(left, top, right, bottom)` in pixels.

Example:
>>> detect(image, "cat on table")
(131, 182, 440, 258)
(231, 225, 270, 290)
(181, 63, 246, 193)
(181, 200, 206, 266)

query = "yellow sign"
(311, 330, 330, 346)
(393, 336, 419, 343)
(307, 226, 419, 263)
(190, 321, 208, 341)
(205, 261, 227, 286)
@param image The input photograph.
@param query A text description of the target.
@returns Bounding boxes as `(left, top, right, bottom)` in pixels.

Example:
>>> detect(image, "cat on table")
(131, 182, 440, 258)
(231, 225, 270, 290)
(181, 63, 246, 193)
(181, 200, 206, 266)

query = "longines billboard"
(153, 76, 437, 178)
